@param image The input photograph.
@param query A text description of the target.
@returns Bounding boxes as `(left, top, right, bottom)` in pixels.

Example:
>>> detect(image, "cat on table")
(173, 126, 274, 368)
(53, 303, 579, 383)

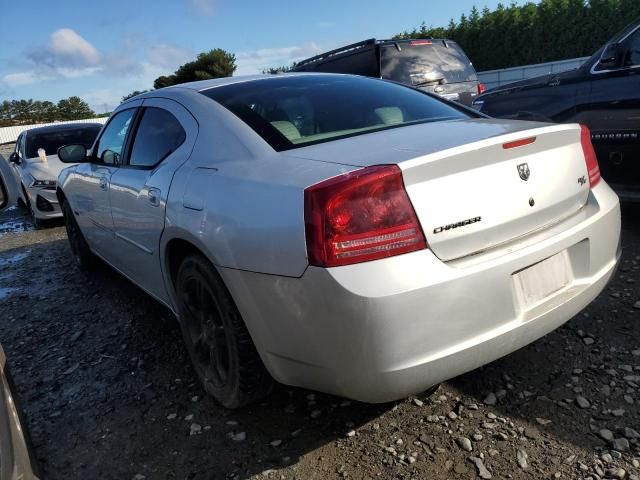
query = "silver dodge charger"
(52, 74, 621, 408)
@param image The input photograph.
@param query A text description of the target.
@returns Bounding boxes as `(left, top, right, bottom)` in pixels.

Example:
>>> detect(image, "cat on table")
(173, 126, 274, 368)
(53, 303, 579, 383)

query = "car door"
(582, 26, 640, 189)
(108, 98, 197, 303)
(0, 148, 18, 212)
(9, 134, 25, 199)
(71, 107, 138, 257)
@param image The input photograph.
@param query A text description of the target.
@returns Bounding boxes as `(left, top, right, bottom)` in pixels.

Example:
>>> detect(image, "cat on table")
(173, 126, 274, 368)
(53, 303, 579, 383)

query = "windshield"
(202, 74, 470, 151)
(381, 41, 478, 85)
(25, 126, 101, 159)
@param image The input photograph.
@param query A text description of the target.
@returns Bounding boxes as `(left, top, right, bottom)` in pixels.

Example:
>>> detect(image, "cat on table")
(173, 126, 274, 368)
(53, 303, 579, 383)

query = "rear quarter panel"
(162, 89, 356, 279)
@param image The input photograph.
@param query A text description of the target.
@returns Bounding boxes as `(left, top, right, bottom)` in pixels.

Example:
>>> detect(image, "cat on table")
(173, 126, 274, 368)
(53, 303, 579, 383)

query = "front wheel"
(175, 254, 273, 408)
(62, 200, 96, 270)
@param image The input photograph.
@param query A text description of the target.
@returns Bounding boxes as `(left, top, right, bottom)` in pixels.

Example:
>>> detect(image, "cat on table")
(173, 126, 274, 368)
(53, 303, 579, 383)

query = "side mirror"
(598, 43, 619, 69)
(57, 144, 87, 163)
(8, 152, 20, 164)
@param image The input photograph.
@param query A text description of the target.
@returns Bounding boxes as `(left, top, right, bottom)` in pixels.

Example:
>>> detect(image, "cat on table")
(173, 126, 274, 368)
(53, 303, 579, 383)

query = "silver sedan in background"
(53, 74, 620, 408)
(8, 123, 101, 227)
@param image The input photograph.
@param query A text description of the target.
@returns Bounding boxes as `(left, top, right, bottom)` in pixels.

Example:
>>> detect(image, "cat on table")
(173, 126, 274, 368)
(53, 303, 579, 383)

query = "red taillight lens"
(304, 165, 427, 267)
(580, 125, 601, 188)
(477, 83, 486, 95)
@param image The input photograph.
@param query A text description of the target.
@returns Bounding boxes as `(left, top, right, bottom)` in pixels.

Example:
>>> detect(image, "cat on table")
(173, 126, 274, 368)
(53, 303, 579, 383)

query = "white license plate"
(513, 251, 572, 309)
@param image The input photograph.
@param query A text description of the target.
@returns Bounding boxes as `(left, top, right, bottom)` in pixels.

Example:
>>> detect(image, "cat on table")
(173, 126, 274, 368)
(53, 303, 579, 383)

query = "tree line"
(395, 0, 640, 71)
(0, 96, 104, 128)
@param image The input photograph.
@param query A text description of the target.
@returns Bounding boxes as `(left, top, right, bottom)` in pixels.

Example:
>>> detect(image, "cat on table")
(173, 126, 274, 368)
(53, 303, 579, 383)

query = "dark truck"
(474, 19, 640, 200)
(293, 38, 485, 106)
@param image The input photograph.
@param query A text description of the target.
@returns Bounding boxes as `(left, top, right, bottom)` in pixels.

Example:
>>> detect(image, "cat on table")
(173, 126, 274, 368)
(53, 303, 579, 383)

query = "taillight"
(477, 83, 486, 95)
(503, 137, 536, 150)
(580, 125, 601, 188)
(304, 165, 427, 267)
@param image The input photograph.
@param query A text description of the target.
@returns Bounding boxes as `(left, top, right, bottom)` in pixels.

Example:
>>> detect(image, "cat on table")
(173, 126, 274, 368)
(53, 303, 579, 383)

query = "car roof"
(25, 123, 103, 136)
(140, 73, 342, 95)
(294, 38, 458, 69)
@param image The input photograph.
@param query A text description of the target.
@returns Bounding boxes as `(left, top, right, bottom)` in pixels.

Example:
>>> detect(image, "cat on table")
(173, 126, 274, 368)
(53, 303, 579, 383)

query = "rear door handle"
(148, 188, 161, 207)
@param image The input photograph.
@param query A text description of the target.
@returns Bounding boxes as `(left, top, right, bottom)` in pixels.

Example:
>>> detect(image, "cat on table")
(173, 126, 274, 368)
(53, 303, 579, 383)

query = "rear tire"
(423, 384, 440, 397)
(175, 254, 273, 408)
(62, 200, 96, 270)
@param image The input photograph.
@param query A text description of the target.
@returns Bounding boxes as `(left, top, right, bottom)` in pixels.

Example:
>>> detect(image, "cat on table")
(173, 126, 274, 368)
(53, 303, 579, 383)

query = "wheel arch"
(164, 236, 204, 292)
(161, 231, 224, 308)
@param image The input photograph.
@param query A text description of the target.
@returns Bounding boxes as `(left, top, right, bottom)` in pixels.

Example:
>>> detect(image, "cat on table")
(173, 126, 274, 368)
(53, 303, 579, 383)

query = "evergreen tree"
(56, 96, 94, 121)
(154, 49, 237, 89)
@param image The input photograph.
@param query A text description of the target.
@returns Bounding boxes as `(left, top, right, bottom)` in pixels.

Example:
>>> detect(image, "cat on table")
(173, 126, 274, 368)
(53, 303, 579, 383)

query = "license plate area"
(513, 250, 573, 311)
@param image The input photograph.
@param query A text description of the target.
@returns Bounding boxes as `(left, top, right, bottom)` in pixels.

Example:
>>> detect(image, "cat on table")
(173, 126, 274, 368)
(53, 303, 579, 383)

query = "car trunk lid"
(289, 119, 590, 262)
(400, 124, 589, 261)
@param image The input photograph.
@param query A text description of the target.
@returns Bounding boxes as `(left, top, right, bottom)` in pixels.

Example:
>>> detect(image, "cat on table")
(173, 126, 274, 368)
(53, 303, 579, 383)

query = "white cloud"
(1, 28, 191, 91)
(48, 28, 102, 66)
(185, 0, 215, 16)
(28, 28, 102, 73)
(18, 28, 144, 80)
(3, 72, 40, 86)
(235, 42, 322, 75)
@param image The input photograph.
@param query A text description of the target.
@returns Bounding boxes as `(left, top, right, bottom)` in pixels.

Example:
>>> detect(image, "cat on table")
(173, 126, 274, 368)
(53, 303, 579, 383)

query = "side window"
(625, 30, 640, 66)
(128, 108, 186, 168)
(95, 109, 136, 165)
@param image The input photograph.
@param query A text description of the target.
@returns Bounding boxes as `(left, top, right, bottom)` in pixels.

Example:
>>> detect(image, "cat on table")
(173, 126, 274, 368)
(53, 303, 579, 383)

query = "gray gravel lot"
(0, 159, 638, 479)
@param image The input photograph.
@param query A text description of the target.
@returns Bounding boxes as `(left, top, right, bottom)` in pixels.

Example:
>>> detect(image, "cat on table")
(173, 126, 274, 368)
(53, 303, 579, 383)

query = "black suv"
(293, 38, 485, 106)
(475, 19, 640, 200)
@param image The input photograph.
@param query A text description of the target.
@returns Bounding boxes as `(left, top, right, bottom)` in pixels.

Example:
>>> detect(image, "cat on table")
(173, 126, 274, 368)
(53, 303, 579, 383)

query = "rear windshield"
(26, 126, 101, 159)
(381, 41, 478, 85)
(201, 75, 470, 151)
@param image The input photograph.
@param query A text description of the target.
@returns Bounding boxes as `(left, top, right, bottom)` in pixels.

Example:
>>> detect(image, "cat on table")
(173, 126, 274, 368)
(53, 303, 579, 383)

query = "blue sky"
(1, 0, 530, 113)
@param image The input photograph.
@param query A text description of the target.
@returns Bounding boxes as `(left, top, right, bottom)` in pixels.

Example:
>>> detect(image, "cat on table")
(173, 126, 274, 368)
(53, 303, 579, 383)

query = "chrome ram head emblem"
(517, 163, 530, 181)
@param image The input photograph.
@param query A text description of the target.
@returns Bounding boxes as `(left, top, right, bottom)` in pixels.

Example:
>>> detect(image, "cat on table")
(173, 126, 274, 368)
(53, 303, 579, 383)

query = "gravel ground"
(0, 178, 638, 479)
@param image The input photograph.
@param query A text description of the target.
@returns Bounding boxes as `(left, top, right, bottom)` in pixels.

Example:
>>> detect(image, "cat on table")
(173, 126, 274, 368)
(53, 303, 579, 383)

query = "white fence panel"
(478, 57, 589, 90)
(0, 117, 109, 145)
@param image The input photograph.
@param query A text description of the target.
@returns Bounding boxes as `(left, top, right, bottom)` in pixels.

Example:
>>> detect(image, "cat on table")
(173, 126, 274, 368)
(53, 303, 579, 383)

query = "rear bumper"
(221, 181, 621, 403)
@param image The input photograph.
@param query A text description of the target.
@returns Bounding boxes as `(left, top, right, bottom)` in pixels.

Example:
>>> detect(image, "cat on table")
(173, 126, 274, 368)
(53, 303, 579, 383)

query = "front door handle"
(99, 176, 108, 190)
(148, 188, 161, 207)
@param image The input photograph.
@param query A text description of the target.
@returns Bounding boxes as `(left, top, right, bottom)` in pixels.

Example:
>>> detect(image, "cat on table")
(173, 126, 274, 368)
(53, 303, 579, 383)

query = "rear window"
(381, 41, 478, 86)
(26, 126, 101, 159)
(201, 75, 470, 151)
